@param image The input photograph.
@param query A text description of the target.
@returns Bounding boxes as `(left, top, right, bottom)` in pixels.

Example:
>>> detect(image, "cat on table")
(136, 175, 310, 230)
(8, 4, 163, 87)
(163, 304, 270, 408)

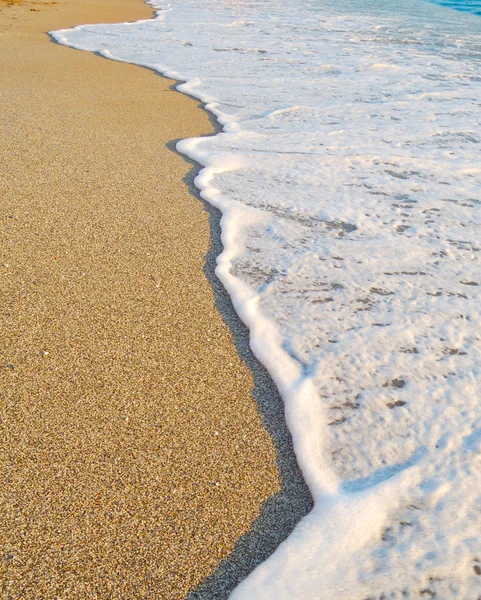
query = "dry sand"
(0, 0, 286, 597)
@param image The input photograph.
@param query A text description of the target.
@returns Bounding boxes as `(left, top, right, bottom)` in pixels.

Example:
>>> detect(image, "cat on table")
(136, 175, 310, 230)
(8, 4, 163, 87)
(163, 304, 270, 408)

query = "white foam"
(53, 0, 481, 596)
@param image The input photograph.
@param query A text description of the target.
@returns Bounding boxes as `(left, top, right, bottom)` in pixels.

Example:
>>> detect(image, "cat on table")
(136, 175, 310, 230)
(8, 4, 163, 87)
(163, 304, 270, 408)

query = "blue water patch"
(430, 0, 481, 15)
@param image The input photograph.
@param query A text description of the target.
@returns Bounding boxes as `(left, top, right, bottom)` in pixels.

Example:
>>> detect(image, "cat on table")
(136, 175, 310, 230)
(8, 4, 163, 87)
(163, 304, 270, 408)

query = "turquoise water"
(431, 0, 481, 15)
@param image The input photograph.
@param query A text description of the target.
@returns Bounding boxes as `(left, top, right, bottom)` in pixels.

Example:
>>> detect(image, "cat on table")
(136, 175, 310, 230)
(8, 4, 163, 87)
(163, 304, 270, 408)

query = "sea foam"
(53, 0, 481, 596)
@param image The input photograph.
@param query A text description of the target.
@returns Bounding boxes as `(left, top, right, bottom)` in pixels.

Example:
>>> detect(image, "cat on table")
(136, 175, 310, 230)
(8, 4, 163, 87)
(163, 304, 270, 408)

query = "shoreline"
(0, 0, 312, 597)
(25, 0, 481, 597)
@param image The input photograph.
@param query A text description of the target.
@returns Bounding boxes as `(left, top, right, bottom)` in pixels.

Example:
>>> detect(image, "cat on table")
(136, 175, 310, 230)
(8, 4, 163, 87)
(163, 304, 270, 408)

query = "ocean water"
(53, 0, 481, 597)
(431, 0, 481, 16)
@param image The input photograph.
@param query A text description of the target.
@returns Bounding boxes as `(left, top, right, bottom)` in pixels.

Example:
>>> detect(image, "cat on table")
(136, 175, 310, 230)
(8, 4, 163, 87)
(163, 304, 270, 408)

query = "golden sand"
(0, 0, 280, 596)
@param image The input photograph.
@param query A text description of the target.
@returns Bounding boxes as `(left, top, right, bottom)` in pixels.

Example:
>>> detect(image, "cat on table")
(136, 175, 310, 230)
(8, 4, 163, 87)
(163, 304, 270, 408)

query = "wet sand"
(0, 0, 282, 596)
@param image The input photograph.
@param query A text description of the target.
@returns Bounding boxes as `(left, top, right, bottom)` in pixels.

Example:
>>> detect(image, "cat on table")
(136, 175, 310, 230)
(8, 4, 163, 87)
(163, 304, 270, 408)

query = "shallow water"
(430, 0, 481, 16)
(54, 0, 481, 596)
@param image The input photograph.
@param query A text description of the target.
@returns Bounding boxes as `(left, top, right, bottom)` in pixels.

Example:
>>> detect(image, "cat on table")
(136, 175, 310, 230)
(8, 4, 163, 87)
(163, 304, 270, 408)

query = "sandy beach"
(0, 0, 311, 596)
